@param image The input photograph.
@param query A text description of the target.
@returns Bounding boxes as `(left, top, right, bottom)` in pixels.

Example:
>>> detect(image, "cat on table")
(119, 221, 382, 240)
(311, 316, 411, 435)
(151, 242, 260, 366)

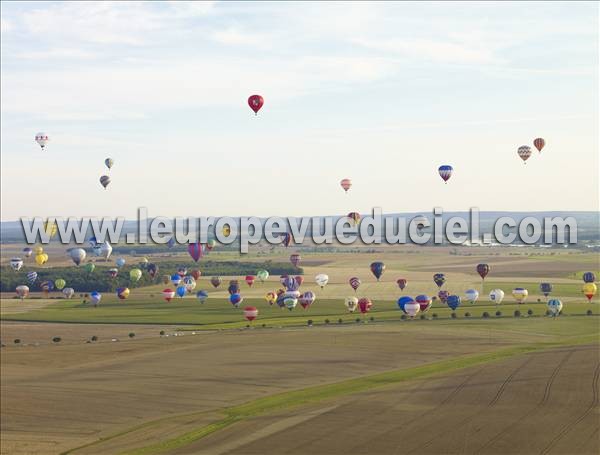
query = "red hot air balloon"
(245, 275, 256, 287)
(533, 138, 545, 152)
(162, 288, 175, 302)
(248, 95, 264, 115)
(191, 269, 201, 281)
(210, 276, 222, 288)
(290, 253, 301, 268)
(477, 263, 490, 280)
(243, 306, 259, 321)
(294, 275, 304, 287)
(340, 179, 352, 193)
(349, 276, 361, 292)
(358, 298, 372, 314)
(396, 278, 407, 291)
(188, 243, 204, 262)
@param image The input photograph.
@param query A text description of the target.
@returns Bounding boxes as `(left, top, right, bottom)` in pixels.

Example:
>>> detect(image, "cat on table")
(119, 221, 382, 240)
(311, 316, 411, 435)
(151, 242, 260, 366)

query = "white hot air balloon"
(404, 300, 421, 318)
(489, 289, 505, 304)
(10, 257, 24, 271)
(547, 299, 563, 317)
(345, 296, 358, 313)
(465, 289, 479, 304)
(315, 274, 329, 289)
(35, 132, 49, 150)
(93, 242, 113, 260)
(69, 248, 86, 266)
(62, 288, 75, 299)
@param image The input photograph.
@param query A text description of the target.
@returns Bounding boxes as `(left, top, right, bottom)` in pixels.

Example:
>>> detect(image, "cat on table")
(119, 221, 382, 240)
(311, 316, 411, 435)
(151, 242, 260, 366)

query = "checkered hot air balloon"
(518, 145, 532, 164)
(349, 276, 361, 292)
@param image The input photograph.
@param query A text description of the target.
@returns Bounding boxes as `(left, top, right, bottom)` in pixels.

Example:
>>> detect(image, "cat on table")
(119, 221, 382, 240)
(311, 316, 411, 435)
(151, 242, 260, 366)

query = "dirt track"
(185, 344, 600, 455)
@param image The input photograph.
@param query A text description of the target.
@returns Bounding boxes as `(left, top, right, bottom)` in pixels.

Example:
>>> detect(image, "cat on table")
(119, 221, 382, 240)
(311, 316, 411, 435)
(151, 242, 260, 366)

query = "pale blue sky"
(1, 1, 598, 219)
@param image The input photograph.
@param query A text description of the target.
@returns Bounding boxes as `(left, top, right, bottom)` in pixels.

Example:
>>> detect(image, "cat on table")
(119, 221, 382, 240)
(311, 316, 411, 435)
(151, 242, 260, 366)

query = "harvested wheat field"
(176, 344, 600, 455)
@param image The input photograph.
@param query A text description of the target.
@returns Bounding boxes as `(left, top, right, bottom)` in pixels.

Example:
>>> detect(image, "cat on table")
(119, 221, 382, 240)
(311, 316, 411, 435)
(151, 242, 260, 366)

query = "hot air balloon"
(22, 247, 33, 258)
(166, 237, 177, 249)
(438, 290, 450, 303)
(243, 306, 258, 321)
(171, 274, 182, 286)
(290, 253, 301, 268)
(70, 248, 86, 266)
(533, 138, 545, 153)
(162, 288, 175, 302)
(396, 278, 407, 291)
(88, 237, 97, 248)
(108, 268, 119, 278)
(44, 221, 58, 238)
(245, 275, 256, 287)
(281, 232, 292, 247)
(539, 282, 553, 298)
(583, 283, 597, 302)
(183, 276, 196, 293)
(438, 165, 453, 183)
(176, 285, 186, 298)
(10, 258, 23, 271)
(547, 299, 562, 317)
(315, 273, 329, 288)
(40, 280, 54, 295)
(93, 242, 112, 260)
(282, 276, 299, 291)
(34, 245, 44, 255)
(279, 275, 289, 286)
(257, 270, 269, 282)
(177, 267, 188, 277)
(190, 269, 201, 281)
(206, 239, 217, 251)
(196, 290, 209, 303)
(347, 212, 361, 226)
(105, 158, 114, 170)
(90, 291, 102, 306)
(294, 275, 304, 287)
(404, 300, 420, 318)
(230, 293, 243, 308)
(489, 289, 505, 304)
(340, 178, 352, 193)
(84, 263, 95, 273)
(130, 268, 142, 282)
(54, 279, 66, 290)
(517, 145, 532, 164)
(512, 288, 528, 304)
(583, 272, 596, 283)
(35, 132, 49, 149)
(35, 253, 48, 266)
(27, 271, 38, 284)
(222, 225, 231, 237)
(188, 243, 204, 262)
(62, 287, 75, 299)
(116, 258, 126, 268)
(116, 287, 130, 300)
(147, 263, 159, 279)
(248, 94, 264, 115)
(228, 282, 240, 295)
(210, 276, 222, 288)
(447, 295, 461, 311)
(465, 289, 479, 304)
(397, 296, 413, 313)
(476, 264, 490, 280)
(265, 291, 277, 305)
(100, 175, 111, 189)
(299, 291, 316, 309)
(358, 298, 372, 314)
(345, 296, 358, 313)
(284, 295, 298, 311)
(15, 285, 29, 300)
(415, 295, 432, 313)
(433, 273, 446, 288)
(370, 262, 385, 281)
(349, 276, 361, 292)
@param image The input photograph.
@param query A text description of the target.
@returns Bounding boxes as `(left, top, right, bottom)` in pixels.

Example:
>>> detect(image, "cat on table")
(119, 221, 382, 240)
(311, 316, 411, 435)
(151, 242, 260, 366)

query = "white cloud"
(211, 27, 270, 47)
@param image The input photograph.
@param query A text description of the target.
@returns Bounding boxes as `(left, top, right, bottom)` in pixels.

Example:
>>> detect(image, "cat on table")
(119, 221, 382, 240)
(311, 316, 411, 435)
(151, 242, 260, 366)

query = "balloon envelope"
(490, 289, 505, 304)
(315, 274, 329, 288)
(70, 248, 86, 266)
(248, 94, 264, 114)
(243, 306, 258, 321)
(547, 299, 562, 316)
(370, 262, 385, 281)
(447, 295, 461, 311)
(465, 289, 479, 303)
(438, 165, 453, 182)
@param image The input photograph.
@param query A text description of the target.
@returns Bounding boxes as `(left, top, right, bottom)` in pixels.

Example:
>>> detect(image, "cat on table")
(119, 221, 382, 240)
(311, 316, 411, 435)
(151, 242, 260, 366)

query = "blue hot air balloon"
(176, 285, 186, 298)
(196, 290, 209, 303)
(90, 291, 102, 305)
(447, 294, 461, 311)
(171, 274, 182, 286)
(539, 282, 553, 298)
(370, 262, 385, 281)
(229, 293, 243, 307)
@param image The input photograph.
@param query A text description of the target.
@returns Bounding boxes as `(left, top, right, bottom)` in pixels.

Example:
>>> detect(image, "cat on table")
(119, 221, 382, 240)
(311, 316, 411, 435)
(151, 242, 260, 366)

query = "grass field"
(1, 246, 598, 454)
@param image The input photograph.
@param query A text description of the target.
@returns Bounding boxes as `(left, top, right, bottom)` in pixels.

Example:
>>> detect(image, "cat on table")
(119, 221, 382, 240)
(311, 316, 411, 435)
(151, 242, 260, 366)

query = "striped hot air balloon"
(438, 165, 453, 183)
(299, 291, 315, 309)
(518, 145, 532, 164)
(35, 132, 49, 150)
(187, 243, 204, 262)
(358, 298, 372, 314)
(243, 306, 259, 321)
(533, 138, 545, 152)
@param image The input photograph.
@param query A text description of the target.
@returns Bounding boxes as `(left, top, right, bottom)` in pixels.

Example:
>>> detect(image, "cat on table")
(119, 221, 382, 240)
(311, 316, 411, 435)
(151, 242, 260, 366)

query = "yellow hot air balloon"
(44, 220, 58, 238)
(583, 283, 597, 302)
(34, 245, 44, 255)
(512, 287, 528, 304)
(222, 224, 231, 237)
(35, 253, 48, 265)
(129, 268, 143, 282)
(54, 279, 66, 290)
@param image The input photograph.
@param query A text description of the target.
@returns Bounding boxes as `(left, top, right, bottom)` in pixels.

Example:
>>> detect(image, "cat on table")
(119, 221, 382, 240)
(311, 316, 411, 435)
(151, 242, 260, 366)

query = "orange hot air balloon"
(533, 137, 545, 152)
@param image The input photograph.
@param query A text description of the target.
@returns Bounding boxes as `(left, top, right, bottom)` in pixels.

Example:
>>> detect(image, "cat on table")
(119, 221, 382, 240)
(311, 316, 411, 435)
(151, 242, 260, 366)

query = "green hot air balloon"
(257, 270, 269, 282)
(54, 279, 66, 290)
(129, 268, 143, 282)
(84, 263, 96, 273)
